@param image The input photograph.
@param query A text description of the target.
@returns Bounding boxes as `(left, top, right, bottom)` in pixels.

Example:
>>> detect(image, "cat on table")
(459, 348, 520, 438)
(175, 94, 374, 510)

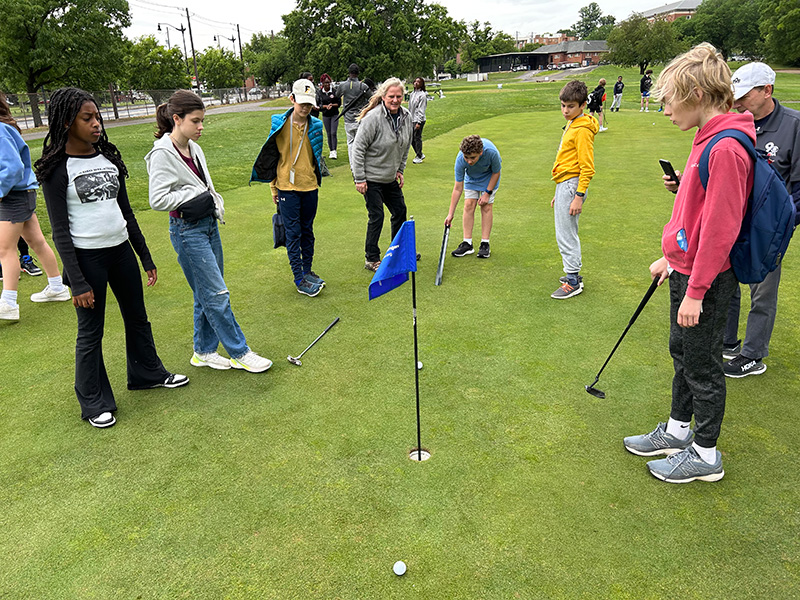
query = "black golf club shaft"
(590, 277, 660, 382)
(296, 317, 340, 359)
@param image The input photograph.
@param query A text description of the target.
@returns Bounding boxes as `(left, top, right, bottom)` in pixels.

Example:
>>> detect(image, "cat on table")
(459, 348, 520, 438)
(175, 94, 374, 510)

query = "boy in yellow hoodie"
(550, 80, 599, 299)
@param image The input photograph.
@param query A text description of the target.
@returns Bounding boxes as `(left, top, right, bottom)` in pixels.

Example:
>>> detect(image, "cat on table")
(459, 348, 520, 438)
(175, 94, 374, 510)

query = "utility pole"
(237, 24, 248, 99)
(185, 8, 200, 92)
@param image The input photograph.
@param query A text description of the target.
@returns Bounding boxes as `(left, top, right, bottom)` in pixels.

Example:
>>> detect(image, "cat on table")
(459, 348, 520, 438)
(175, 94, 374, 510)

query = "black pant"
(412, 121, 425, 158)
(364, 180, 407, 262)
(74, 242, 168, 419)
(668, 269, 738, 447)
(18, 237, 28, 256)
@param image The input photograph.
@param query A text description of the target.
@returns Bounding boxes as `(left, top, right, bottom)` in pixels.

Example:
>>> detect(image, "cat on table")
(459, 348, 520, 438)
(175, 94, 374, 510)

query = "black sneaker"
(451, 241, 474, 257)
(724, 354, 766, 378)
(20, 255, 43, 276)
(722, 340, 741, 361)
(477, 241, 490, 258)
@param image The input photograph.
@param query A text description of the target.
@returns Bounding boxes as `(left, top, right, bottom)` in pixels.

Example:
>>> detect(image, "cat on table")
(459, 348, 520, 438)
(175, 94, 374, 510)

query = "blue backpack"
(698, 129, 796, 284)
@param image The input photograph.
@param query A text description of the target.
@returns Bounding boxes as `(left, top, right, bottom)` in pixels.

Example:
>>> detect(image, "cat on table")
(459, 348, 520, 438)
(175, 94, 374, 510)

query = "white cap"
(731, 62, 776, 100)
(291, 79, 316, 105)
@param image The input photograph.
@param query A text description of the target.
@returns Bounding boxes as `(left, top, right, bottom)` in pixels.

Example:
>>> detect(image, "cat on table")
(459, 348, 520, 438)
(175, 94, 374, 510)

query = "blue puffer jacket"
(250, 108, 323, 185)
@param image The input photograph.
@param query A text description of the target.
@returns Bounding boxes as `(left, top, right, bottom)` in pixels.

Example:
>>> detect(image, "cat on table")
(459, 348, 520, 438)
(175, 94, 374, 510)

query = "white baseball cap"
(291, 79, 316, 105)
(731, 62, 776, 100)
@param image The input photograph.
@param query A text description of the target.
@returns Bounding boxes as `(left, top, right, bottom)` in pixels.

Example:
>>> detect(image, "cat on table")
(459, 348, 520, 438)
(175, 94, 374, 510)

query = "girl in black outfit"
(316, 73, 340, 159)
(35, 87, 187, 429)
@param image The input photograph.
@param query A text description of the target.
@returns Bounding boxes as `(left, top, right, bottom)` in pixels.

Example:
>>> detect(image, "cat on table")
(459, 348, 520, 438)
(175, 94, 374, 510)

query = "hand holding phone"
(659, 159, 680, 194)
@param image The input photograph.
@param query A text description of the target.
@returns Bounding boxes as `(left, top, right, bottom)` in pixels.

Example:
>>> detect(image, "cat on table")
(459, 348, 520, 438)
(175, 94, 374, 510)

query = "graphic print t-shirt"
(65, 153, 128, 249)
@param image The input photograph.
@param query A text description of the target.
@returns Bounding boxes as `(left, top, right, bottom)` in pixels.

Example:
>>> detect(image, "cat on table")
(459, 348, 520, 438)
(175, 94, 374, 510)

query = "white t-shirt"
(65, 154, 128, 249)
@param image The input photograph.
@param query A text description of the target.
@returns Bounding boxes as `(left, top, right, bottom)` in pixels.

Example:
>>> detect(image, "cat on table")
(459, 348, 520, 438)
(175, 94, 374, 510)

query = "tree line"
(2, 0, 798, 127)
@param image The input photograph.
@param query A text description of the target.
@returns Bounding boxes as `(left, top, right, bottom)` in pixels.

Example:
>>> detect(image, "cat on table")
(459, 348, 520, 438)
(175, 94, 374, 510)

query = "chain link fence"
(4, 84, 291, 130)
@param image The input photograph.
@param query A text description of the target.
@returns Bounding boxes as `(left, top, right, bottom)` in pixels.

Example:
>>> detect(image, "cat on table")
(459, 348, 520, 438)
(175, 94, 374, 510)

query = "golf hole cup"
(393, 560, 407, 576)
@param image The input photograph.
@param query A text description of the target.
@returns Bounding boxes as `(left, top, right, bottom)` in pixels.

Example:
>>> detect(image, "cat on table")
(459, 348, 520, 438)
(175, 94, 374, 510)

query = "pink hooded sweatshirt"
(662, 112, 756, 299)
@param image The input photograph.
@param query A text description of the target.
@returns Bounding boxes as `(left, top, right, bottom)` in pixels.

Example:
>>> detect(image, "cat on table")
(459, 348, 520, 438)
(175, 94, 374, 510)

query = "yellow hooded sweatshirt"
(551, 113, 599, 194)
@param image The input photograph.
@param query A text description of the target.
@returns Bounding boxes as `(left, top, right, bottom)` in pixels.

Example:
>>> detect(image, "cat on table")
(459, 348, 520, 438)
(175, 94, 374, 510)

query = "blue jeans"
(276, 189, 318, 283)
(169, 216, 249, 359)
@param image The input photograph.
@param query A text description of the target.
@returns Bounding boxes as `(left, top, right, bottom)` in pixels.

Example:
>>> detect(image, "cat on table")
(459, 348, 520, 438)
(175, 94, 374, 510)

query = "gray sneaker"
(297, 278, 322, 297)
(623, 422, 694, 456)
(559, 275, 584, 289)
(647, 446, 724, 483)
(303, 271, 325, 287)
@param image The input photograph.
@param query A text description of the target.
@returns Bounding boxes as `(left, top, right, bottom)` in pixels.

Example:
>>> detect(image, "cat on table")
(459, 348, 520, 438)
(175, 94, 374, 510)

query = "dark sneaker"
(724, 354, 766, 378)
(559, 275, 584, 289)
(624, 422, 694, 456)
(304, 271, 325, 287)
(20, 255, 43, 276)
(297, 278, 322, 296)
(365, 260, 381, 272)
(89, 412, 116, 428)
(551, 281, 582, 299)
(477, 242, 490, 258)
(647, 446, 724, 483)
(451, 241, 474, 257)
(722, 340, 741, 361)
(161, 373, 190, 388)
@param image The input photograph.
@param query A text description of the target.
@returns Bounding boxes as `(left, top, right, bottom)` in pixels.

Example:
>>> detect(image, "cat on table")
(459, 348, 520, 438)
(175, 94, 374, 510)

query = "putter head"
(585, 384, 606, 399)
(287, 355, 302, 366)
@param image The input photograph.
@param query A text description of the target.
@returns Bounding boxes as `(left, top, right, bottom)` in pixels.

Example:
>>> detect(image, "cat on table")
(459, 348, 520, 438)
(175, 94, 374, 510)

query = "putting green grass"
(3, 94, 800, 598)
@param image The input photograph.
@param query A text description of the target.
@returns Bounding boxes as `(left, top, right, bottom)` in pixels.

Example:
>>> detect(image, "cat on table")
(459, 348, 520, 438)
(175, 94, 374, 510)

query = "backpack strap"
(698, 129, 756, 189)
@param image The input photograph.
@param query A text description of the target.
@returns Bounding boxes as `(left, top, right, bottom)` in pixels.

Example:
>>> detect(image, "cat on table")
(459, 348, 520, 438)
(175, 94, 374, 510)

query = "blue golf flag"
(369, 220, 417, 300)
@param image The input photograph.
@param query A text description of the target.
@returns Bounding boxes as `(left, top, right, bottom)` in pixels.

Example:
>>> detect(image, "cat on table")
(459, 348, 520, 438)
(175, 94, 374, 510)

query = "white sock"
(481, 239, 490, 244)
(48, 275, 65, 292)
(692, 442, 717, 464)
(464, 238, 472, 245)
(666, 418, 691, 440)
(1, 289, 19, 307)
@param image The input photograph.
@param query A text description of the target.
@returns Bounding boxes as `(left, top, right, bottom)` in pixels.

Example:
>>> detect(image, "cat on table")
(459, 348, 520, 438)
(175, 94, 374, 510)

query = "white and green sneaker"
(647, 446, 724, 483)
(623, 422, 694, 456)
(230, 351, 273, 373)
(191, 351, 232, 370)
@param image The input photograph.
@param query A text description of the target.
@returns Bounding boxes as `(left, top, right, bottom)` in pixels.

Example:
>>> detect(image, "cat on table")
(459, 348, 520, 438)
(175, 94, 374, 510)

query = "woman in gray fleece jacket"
(349, 77, 413, 271)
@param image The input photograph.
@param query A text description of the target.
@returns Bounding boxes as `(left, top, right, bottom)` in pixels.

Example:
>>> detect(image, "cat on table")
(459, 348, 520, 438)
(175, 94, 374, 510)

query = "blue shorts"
(641, 91, 651, 98)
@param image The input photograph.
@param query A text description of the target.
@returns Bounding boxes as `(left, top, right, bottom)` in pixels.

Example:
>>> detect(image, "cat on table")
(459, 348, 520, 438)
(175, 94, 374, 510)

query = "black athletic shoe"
(477, 242, 490, 258)
(20, 255, 43, 276)
(722, 340, 741, 361)
(724, 355, 766, 378)
(451, 241, 474, 257)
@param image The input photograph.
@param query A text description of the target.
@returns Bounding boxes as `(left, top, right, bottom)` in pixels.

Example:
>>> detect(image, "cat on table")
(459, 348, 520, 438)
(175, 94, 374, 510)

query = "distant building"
(640, 0, 702, 22)
(477, 40, 608, 73)
(514, 32, 577, 49)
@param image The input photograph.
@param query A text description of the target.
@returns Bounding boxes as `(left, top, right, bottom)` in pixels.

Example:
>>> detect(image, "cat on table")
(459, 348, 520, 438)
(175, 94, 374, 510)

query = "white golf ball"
(652, 122, 656, 125)
(417, 361, 423, 370)
(393, 560, 407, 576)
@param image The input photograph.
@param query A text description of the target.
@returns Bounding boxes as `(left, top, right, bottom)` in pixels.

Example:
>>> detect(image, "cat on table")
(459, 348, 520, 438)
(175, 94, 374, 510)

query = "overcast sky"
(125, 0, 660, 54)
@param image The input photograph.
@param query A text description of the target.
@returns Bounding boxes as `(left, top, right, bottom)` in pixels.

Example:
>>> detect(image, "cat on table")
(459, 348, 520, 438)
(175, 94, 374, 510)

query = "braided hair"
(34, 87, 128, 181)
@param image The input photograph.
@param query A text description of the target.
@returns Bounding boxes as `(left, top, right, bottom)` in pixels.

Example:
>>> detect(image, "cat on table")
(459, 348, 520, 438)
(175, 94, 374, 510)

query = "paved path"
(516, 64, 598, 83)
(21, 100, 284, 142)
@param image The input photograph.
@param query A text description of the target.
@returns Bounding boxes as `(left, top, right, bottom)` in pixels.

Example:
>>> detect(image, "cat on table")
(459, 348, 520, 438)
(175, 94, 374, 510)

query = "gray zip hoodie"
(350, 104, 412, 184)
(408, 89, 427, 124)
(144, 134, 225, 221)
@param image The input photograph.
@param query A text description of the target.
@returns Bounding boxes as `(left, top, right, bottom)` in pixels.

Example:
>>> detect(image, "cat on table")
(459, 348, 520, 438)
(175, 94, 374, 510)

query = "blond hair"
(653, 43, 733, 112)
(357, 77, 404, 121)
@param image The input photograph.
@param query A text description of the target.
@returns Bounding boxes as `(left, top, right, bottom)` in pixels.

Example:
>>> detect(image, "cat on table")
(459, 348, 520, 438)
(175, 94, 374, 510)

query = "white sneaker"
(0, 300, 20, 321)
(599, 126, 608, 132)
(230, 350, 273, 373)
(412, 157, 423, 164)
(645, 108, 650, 112)
(191, 351, 232, 370)
(30, 285, 71, 303)
(89, 412, 116, 428)
(420, 154, 425, 160)
(330, 150, 337, 159)
(640, 107, 644, 112)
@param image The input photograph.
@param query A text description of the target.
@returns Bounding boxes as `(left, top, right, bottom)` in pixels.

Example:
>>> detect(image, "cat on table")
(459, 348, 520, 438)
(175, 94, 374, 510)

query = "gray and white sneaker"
(230, 351, 272, 373)
(724, 354, 766, 378)
(559, 275, 584, 289)
(623, 422, 694, 456)
(647, 446, 724, 483)
(451, 241, 474, 257)
(30, 285, 71, 303)
(191, 351, 231, 370)
(722, 340, 741, 360)
(0, 300, 20, 321)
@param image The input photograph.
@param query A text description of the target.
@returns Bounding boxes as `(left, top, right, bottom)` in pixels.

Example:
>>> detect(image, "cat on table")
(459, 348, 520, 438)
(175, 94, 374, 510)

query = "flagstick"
(411, 270, 422, 461)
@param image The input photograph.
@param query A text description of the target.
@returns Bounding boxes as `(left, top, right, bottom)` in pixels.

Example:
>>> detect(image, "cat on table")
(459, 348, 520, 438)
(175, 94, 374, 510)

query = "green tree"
(458, 21, 517, 72)
(572, 3, 603, 39)
(282, 0, 463, 81)
(761, 0, 800, 66)
(682, 0, 763, 59)
(607, 15, 685, 74)
(520, 42, 544, 52)
(585, 15, 617, 40)
(245, 32, 298, 86)
(199, 47, 243, 100)
(0, 0, 130, 126)
(123, 36, 190, 105)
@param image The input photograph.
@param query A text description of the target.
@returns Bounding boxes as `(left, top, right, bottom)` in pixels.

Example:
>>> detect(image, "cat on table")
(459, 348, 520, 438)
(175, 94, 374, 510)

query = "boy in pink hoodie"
(623, 43, 755, 483)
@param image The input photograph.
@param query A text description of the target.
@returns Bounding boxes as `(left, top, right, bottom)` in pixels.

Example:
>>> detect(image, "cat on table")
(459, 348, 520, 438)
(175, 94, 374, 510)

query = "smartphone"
(659, 159, 679, 184)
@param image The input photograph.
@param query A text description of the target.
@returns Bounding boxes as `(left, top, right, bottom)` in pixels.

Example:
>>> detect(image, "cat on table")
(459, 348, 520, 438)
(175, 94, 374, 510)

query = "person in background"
(336, 63, 371, 154)
(610, 76, 624, 112)
(409, 77, 428, 164)
(316, 73, 341, 159)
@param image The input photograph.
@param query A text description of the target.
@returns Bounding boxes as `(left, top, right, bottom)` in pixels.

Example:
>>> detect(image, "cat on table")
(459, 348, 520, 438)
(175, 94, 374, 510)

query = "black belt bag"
(177, 190, 215, 222)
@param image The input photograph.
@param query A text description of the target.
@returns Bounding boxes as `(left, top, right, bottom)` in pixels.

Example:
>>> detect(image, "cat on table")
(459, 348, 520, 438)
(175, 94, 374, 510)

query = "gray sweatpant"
(723, 263, 781, 358)
(554, 177, 582, 274)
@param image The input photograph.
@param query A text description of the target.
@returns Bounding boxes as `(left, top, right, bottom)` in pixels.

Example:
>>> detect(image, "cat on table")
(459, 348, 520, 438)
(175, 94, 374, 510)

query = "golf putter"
(434, 224, 450, 286)
(585, 277, 661, 399)
(288, 317, 340, 366)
